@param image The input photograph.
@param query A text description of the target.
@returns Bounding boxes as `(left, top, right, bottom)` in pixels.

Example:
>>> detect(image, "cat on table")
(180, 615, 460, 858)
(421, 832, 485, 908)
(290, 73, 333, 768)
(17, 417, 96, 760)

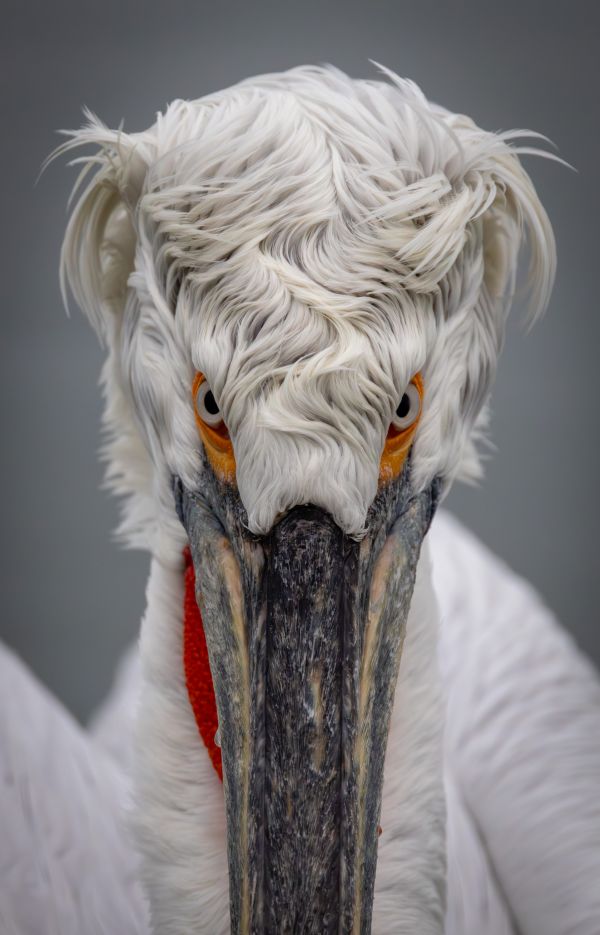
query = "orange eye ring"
(192, 370, 422, 489)
(192, 372, 236, 483)
(379, 372, 423, 486)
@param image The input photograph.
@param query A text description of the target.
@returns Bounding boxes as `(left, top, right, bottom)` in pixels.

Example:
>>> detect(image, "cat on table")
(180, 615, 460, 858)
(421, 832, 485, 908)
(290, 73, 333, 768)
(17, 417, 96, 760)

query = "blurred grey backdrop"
(2, 0, 598, 723)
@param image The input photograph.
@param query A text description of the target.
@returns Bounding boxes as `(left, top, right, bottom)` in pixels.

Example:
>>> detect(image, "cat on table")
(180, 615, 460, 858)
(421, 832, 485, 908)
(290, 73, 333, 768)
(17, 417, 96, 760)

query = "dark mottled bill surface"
(174, 456, 439, 934)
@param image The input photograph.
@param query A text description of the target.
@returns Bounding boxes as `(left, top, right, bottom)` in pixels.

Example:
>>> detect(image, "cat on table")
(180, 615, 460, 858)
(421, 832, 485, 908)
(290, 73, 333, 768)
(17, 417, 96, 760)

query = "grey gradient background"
(2, 0, 598, 722)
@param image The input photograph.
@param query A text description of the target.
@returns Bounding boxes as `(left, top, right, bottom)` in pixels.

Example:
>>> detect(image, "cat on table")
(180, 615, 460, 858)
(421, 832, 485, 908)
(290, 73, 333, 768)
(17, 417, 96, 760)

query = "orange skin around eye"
(193, 370, 423, 490)
(378, 372, 424, 486)
(192, 372, 237, 483)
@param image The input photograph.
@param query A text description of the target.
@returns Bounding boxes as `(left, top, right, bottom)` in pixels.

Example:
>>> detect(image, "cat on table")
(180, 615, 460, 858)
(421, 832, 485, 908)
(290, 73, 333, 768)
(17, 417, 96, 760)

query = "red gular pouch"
(183, 546, 223, 781)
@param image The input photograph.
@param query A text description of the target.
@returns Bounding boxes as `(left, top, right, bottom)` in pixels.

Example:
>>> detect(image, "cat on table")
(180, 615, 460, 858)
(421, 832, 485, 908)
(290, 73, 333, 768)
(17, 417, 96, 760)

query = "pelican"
(2, 64, 599, 935)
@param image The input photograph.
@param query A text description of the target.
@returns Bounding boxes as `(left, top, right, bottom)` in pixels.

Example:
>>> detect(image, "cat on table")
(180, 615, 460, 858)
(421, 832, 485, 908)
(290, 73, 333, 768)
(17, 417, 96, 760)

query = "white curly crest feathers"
(56, 63, 556, 548)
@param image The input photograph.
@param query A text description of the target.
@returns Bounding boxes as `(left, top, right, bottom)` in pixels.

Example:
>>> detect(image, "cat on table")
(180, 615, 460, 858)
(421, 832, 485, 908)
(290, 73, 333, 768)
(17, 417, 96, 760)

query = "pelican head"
(58, 65, 555, 934)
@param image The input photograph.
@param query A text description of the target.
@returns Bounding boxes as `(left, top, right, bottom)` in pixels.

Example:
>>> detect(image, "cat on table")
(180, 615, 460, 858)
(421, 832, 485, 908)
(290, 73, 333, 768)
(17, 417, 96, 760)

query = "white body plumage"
(2, 510, 599, 934)
(2, 64, 597, 935)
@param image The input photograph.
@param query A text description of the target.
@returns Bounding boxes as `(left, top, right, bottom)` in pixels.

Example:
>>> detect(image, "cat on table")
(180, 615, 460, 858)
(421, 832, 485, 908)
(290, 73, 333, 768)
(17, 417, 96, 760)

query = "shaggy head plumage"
(55, 63, 555, 547)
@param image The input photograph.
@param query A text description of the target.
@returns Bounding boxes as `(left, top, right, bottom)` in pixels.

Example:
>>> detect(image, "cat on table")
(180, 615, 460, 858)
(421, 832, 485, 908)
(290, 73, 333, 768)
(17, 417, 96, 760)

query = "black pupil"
(204, 390, 220, 416)
(396, 393, 411, 419)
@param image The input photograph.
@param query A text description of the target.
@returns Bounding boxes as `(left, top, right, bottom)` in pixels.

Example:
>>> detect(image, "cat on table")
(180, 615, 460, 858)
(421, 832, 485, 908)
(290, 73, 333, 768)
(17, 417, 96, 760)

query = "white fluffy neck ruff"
(133, 540, 228, 934)
(133, 529, 445, 935)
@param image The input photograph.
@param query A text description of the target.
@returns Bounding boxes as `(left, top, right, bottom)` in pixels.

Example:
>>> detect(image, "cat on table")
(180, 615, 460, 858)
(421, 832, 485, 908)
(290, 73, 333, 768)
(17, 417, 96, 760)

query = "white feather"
(53, 64, 556, 544)
(3, 512, 598, 933)
(0, 643, 149, 935)
(10, 64, 587, 933)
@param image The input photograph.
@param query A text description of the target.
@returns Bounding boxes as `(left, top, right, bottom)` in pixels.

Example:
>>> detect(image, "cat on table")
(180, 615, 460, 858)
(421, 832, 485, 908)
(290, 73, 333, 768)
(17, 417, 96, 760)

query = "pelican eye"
(192, 372, 235, 482)
(392, 381, 421, 431)
(379, 372, 423, 485)
(195, 379, 223, 427)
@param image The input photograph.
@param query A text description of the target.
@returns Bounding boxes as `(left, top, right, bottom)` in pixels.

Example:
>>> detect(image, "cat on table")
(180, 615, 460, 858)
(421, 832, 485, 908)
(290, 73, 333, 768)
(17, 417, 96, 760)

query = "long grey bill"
(174, 460, 439, 935)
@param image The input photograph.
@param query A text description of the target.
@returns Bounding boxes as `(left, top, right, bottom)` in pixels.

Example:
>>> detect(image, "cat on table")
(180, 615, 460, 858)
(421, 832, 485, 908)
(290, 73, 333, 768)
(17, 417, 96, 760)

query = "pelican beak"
(173, 457, 439, 935)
